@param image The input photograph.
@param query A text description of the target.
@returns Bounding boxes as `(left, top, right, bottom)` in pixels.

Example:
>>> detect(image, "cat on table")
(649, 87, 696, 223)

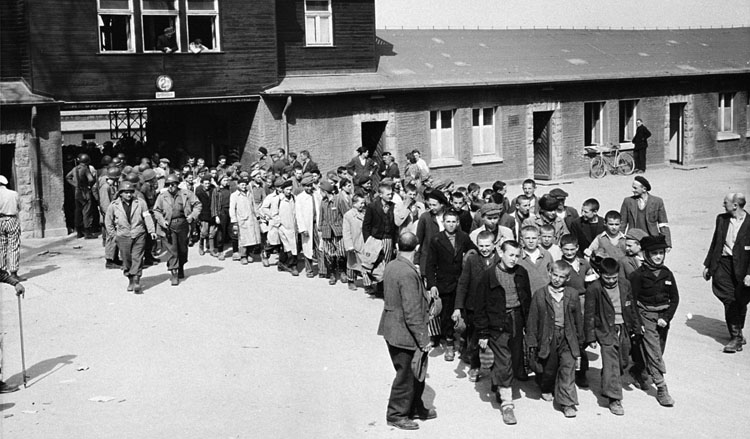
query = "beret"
(274, 177, 286, 188)
(479, 202, 502, 216)
(258, 147, 268, 156)
(319, 180, 335, 192)
(238, 177, 250, 184)
(625, 228, 648, 241)
(201, 175, 212, 182)
(281, 179, 294, 189)
(424, 189, 448, 206)
(301, 176, 315, 186)
(634, 176, 651, 191)
(354, 175, 371, 185)
(641, 234, 668, 252)
(549, 188, 569, 198)
(538, 194, 560, 211)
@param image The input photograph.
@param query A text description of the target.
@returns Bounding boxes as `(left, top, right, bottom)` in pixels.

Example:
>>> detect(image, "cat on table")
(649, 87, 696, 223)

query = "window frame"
(429, 109, 457, 163)
(304, 0, 333, 47)
(618, 99, 638, 143)
(584, 101, 605, 146)
(97, 0, 135, 53)
(471, 107, 501, 159)
(718, 92, 734, 133)
(140, 0, 180, 53)
(186, 0, 220, 51)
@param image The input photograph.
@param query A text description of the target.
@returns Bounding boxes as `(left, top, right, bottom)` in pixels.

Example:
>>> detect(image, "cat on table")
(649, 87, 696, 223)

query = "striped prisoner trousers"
(0, 216, 21, 272)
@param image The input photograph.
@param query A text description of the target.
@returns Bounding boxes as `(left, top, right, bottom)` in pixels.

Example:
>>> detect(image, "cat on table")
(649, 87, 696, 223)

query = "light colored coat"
(259, 192, 278, 239)
(105, 198, 155, 239)
(394, 199, 426, 236)
(272, 194, 297, 254)
(295, 190, 321, 259)
(230, 190, 262, 247)
(343, 207, 365, 272)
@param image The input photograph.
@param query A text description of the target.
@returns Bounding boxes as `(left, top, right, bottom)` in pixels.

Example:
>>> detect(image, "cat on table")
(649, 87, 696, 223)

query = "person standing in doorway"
(632, 119, 651, 174)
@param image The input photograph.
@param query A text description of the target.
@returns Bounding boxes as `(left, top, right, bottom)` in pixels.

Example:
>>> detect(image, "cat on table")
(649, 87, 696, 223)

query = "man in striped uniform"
(0, 175, 23, 281)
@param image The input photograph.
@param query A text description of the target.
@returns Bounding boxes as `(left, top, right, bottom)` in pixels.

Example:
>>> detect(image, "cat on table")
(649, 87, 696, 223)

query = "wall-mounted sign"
(155, 91, 176, 99)
(156, 75, 174, 92)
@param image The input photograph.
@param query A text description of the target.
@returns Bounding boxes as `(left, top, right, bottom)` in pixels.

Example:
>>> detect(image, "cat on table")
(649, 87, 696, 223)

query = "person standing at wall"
(0, 176, 23, 281)
(632, 119, 651, 174)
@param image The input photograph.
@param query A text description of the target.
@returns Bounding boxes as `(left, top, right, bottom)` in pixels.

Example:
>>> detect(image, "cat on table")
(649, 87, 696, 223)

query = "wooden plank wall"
(0, 0, 31, 80)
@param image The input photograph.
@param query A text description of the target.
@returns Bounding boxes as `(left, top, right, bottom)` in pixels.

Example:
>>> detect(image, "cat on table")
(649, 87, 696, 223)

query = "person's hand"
(451, 309, 461, 322)
(429, 286, 439, 299)
(421, 341, 433, 352)
(657, 318, 668, 328)
(703, 267, 711, 281)
(478, 339, 488, 350)
(744, 275, 750, 288)
(215, 216, 221, 225)
(15, 283, 25, 298)
(589, 342, 597, 349)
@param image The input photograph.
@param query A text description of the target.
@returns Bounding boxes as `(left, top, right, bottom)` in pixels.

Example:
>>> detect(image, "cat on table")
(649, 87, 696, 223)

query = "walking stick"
(17, 295, 28, 388)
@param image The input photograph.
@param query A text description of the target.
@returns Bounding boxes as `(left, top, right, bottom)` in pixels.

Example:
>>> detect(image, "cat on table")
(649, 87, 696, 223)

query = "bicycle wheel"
(616, 152, 635, 175)
(590, 156, 606, 179)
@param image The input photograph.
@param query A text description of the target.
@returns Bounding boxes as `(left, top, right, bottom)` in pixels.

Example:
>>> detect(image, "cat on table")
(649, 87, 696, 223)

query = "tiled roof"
(265, 27, 750, 95)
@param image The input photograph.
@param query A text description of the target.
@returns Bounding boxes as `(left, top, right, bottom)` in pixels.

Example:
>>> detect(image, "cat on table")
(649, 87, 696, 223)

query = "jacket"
(619, 194, 671, 248)
(319, 194, 344, 239)
(584, 277, 642, 345)
(425, 230, 476, 295)
(274, 194, 298, 254)
(362, 199, 398, 242)
(516, 247, 554, 295)
(629, 265, 679, 322)
(394, 199, 425, 236)
(569, 216, 606, 257)
(105, 198, 155, 239)
(229, 190, 262, 247)
(377, 256, 431, 350)
(295, 190, 321, 259)
(415, 211, 442, 275)
(455, 250, 500, 312)
(195, 185, 213, 222)
(152, 189, 202, 236)
(345, 156, 377, 179)
(343, 208, 366, 271)
(703, 211, 750, 283)
(474, 263, 532, 338)
(632, 124, 651, 150)
(525, 286, 584, 359)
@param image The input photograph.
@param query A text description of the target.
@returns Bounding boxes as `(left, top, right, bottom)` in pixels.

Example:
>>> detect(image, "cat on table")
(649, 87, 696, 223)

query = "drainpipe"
(281, 96, 292, 152)
(29, 106, 45, 238)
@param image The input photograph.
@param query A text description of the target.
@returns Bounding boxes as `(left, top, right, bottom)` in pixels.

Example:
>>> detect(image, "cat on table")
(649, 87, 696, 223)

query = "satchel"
(427, 297, 442, 337)
(411, 349, 428, 382)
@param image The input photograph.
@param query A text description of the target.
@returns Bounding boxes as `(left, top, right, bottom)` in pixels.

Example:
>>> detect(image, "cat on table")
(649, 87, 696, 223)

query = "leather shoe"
(387, 418, 419, 430)
(409, 408, 437, 420)
(0, 381, 19, 393)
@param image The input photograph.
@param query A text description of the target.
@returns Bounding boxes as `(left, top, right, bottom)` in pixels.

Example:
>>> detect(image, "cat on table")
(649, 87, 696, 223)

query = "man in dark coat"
(378, 232, 434, 430)
(703, 192, 750, 353)
(345, 147, 377, 182)
(362, 182, 399, 294)
(632, 119, 651, 173)
(569, 198, 606, 258)
(65, 153, 98, 238)
(425, 210, 476, 361)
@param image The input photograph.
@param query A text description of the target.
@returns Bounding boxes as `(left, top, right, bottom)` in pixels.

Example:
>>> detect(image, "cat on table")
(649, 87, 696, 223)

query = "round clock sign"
(156, 75, 174, 92)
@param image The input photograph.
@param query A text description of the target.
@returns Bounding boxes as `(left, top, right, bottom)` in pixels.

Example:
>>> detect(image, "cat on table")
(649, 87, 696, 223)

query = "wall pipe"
(29, 106, 45, 238)
(281, 96, 292, 153)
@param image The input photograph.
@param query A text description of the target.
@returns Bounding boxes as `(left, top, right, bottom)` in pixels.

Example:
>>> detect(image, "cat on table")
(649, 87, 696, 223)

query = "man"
(319, 180, 347, 284)
(0, 268, 25, 393)
(271, 149, 290, 176)
(212, 175, 233, 260)
(415, 190, 449, 276)
(97, 167, 122, 268)
(632, 119, 651, 173)
(291, 168, 305, 196)
(156, 26, 178, 53)
(65, 153, 98, 239)
(155, 158, 171, 190)
(510, 195, 535, 240)
(523, 194, 569, 245)
(569, 198, 606, 258)
(425, 210, 476, 361)
(273, 180, 299, 276)
(394, 183, 425, 236)
(195, 175, 215, 256)
(703, 193, 750, 353)
(346, 147, 378, 183)
(256, 147, 271, 172)
(230, 177, 262, 265)
(295, 176, 320, 278)
(510, 179, 539, 215)
(619, 176, 671, 249)
(378, 232, 434, 431)
(412, 150, 430, 180)
(153, 174, 202, 286)
(299, 150, 319, 175)
(380, 152, 400, 180)
(140, 169, 160, 266)
(0, 175, 23, 280)
(549, 188, 579, 232)
(105, 181, 156, 294)
(470, 203, 514, 253)
(362, 182, 399, 294)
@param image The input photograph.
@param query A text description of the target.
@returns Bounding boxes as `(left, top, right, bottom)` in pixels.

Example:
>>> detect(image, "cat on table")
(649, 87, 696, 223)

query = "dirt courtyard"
(1, 160, 749, 438)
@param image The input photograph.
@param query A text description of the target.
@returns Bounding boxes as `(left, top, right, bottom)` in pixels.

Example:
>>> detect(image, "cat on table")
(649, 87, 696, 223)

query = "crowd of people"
(58, 143, 749, 428)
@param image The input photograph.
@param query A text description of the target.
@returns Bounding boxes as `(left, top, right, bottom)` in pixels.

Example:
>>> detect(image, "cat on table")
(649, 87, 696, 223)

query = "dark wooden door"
(533, 111, 553, 180)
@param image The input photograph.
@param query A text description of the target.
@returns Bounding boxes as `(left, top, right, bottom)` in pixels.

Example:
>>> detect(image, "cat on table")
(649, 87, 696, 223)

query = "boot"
(84, 228, 99, 239)
(127, 275, 135, 292)
(77, 228, 85, 238)
(209, 240, 217, 257)
(656, 384, 674, 407)
(305, 258, 315, 278)
(328, 271, 337, 285)
(261, 250, 270, 267)
(498, 387, 516, 424)
(170, 270, 179, 286)
(444, 339, 455, 361)
(178, 265, 185, 279)
(723, 324, 743, 353)
(218, 249, 226, 261)
(133, 276, 143, 294)
(199, 240, 205, 256)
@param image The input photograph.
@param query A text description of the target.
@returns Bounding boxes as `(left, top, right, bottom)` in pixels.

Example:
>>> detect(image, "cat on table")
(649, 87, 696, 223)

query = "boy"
(342, 194, 371, 291)
(319, 180, 347, 285)
(475, 240, 531, 425)
(628, 235, 678, 407)
(584, 258, 642, 416)
(569, 198, 605, 258)
(586, 210, 626, 260)
(620, 228, 647, 278)
(454, 230, 500, 381)
(539, 224, 562, 261)
(450, 191, 473, 234)
(526, 261, 583, 418)
(511, 179, 539, 215)
(468, 183, 483, 212)
(517, 226, 554, 296)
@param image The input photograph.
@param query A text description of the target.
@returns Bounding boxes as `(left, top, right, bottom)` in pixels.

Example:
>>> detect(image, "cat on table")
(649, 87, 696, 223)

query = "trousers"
(385, 343, 427, 422)
(631, 308, 668, 385)
(164, 218, 189, 271)
(116, 234, 146, 277)
(0, 216, 21, 272)
(712, 256, 750, 331)
(75, 194, 95, 230)
(633, 148, 647, 172)
(538, 326, 578, 407)
(599, 323, 632, 400)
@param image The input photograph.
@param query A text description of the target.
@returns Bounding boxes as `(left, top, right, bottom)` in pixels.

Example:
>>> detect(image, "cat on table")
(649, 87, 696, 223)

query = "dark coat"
(300, 160, 319, 175)
(569, 216, 606, 257)
(474, 263, 532, 338)
(377, 256, 431, 350)
(415, 211, 442, 275)
(425, 230, 476, 295)
(345, 156, 377, 179)
(362, 199, 397, 242)
(703, 211, 750, 283)
(619, 194, 672, 248)
(455, 250, 500, 312)
(525, 286, 584, 359)
(584, 277, 642, 345)
(381, 162, 401, 179)
(632, 125, 651, 150)
(561, 206, 580, 231)
(629, 265, 679, 322)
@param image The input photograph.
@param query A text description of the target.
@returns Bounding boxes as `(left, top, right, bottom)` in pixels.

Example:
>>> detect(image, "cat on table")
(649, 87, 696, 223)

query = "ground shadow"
(141, 265, 223, 289)
(422, 383, 436, 409)
(184, 265, 223, 277)
(685, 314, 728, 346)
(20, 264, 59, 280)
(453, 358, 469, 379)
(4, 354, 77, 388)
(0, 403, 15, 411)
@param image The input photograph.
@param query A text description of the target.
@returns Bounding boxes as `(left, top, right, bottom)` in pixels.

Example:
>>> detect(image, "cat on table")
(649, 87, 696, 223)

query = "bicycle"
(585, 143, 635, 179)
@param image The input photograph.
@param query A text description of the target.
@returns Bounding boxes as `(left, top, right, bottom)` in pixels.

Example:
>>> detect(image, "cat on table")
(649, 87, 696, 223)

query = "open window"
(187, 0, 220, 51)
(305, 0, 333, 46)
(141, 0, 179, 52)
(98, 0, 134, 52)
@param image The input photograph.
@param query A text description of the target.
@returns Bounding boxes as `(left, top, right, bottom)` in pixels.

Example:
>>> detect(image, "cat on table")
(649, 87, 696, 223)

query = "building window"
(141, 0, 179, 52)
(187, 0, 220, 50)
(718, 93, 734, 132)
(305, 0, 333, 46)
(584, 102, 605, 146)
(430, 110, 455, 159)
(472, 107, 496, 156)
(98, 0, 134, 52)
(619, 100, 638, 142)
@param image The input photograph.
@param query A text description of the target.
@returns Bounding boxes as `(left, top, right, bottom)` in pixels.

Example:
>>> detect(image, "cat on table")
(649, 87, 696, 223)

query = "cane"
(17, 295, 28, 388)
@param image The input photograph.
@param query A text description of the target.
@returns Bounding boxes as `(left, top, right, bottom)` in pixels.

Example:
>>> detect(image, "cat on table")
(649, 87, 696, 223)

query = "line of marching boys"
(383, 177, 679, 429)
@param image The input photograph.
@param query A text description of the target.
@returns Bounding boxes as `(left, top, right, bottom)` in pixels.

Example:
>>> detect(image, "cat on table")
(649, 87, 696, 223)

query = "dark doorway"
(533, 111, 553, 180)
(0, 144, 15, 190)
(669, 103, 685, 164)
(361, 121, 387, 164)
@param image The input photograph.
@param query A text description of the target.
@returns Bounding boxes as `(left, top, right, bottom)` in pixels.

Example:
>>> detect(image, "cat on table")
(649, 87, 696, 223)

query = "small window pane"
(142, 0, 177, 11)
(472, 109, 479, 126)
(440, 110, 452, 129)
(187, 0, 215, 11)
(305, 16, 317, 45)
(319, 16, 331, 44)
(306, 1, 330, 12)
(188, 16, 215, 49)
(483, 108, 493, 126)
(430, 111, 437, 129)
(100, 0, 130, 9)
(100, 15, 130, 51)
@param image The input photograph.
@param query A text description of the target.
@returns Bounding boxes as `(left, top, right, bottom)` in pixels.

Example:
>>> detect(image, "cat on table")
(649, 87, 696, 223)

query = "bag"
(479, 347, 494, 370)
(427, 297, 442, 337)
(189, 222, 200, 245)
(411, 350, 428, 382)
